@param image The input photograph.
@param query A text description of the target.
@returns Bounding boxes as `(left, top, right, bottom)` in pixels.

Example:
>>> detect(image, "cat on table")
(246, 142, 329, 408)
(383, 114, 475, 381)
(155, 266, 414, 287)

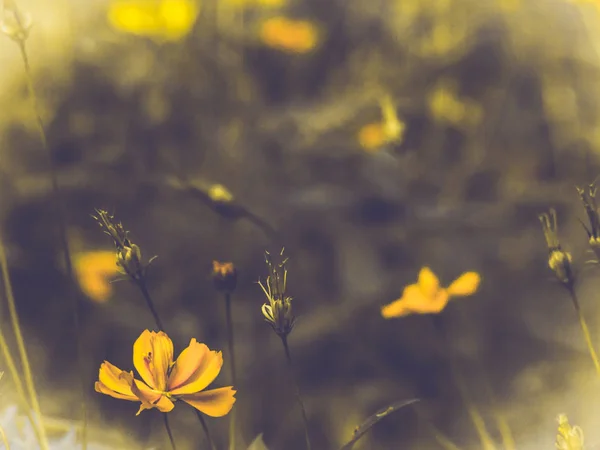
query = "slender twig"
(431, 317, 496, 450)
(163, 413, 177, 450)
(135, 279, 164, 331)
(195, 410, 217, 450)
(0, 240, 41, 446)
(280, 335, 312, 450)
(0, 422, 10, 450)
(567, 287, 600, 377)
(0, 232, 49, 450)
(14, 37, 87, 449)
(224, 292, 237, 450)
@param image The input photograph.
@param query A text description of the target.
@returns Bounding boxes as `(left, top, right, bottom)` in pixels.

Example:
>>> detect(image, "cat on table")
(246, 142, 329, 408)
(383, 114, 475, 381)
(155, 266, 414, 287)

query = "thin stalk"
(0, 422, 10, 450)
(567, 287, 600, 377)
(431, 317, 496, 450)
(163, 413, 177, 450)
(195, 410, 217, 450)
(224, 292, 237, 450)
(280, 335, 312, 450)
(0, 233, 49, 450)
(135, 279, 165, 331)
(15, 38, 87, 449)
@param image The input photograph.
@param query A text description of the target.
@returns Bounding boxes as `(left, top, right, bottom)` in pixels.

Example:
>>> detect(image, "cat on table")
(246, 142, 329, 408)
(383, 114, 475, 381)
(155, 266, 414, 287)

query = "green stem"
(195, 410, 217, 450)
(430, 317, 496, 450)
(280, 335, 312, 450)
(567, 287, 600, 378)
(135, 279, 165, 331)
(224, 292, 237, 450)
(163, 413, 177, 450)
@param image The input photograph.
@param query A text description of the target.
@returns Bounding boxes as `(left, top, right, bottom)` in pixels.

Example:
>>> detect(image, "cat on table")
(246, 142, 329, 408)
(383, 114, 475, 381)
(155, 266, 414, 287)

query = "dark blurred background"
(2, 0, 600, 448)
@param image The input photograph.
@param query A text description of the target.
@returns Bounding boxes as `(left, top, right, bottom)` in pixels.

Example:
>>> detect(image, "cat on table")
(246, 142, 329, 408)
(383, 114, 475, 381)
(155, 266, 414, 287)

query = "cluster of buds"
(211, 261, 238, 294)
(555, 414, 584, 450)
(1, 0, 32, 42)
(539, 208, 574, 289)
(92, 209, 154, 283)
(576, 183, 600, 262)
(258, 249, 296, 338)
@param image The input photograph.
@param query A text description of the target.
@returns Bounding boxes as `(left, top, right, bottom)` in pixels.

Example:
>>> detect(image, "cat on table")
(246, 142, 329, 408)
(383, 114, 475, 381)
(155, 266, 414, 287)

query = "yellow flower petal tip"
(381, 267, 480, 319)
(447, 272, 481, 296)
(96, 329, 235, 416)
(73, 250, 119, 303)
(107, 0, 200, 42)
(259, 17, 320, 54)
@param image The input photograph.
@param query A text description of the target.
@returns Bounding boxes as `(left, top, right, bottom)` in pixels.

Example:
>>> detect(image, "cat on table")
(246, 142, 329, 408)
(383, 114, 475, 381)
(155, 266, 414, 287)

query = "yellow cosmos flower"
(259, 17, 319, 54)
(73, 250, 119, 303)
(381, 267, 480, 318)
(107, 0, 200, 42)
(95, 330, 236, 416)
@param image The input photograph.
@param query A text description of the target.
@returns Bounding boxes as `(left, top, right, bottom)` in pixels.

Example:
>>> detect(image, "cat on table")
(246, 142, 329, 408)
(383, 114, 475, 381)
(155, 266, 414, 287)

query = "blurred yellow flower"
(427, 80, 482, 128)
(381, 267, 480, 318)
(107, 0, 200, 41)
(95, 330, 236, 416)
(259, 17, 319, 53)
(358, 95, 406, 151)
(73, 250, 118, 303)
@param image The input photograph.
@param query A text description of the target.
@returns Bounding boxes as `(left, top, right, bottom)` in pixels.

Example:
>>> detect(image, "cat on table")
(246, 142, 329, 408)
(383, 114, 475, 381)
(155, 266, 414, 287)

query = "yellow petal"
(446, 272, 481, 297)
(417, 267, 441, 298)
(120, 370, 175, 415)
(95, 381, 138, 402)
(97, 361, 137, 399)
(133, 330, 174, 391)
(180, 386, 236, 417)
(381, 298, 411, 318)
(169, 348, 223, 396)
(381, 283, 450, 318)
(167, 339, 210, 391)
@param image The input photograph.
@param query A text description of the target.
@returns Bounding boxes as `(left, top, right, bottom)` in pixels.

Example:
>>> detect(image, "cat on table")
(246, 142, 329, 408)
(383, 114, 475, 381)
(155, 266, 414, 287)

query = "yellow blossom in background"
(381, 267, 480, 318)
(357, 95, 406, 152)
(427, 79, 482, 128)
(95, 330, 236, 416)
(259, 16, 319, 54)
(73, 250, 119, 304)
(358, 122, 387, 151)
(107, 0, 200, 42)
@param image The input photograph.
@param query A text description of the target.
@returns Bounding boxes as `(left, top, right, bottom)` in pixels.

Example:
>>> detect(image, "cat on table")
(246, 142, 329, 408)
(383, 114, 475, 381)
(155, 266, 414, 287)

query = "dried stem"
(280, 335, 312, 450)
(14, 36, 87, 449)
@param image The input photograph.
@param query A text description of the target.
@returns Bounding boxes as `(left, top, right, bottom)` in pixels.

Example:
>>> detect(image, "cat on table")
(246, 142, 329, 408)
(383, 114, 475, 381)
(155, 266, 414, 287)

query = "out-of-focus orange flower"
(95, 330, 236, 416)
(358, 95, 406, 152)
(381, 267, 480, 318)
(73, 250, 119, 303)
(259, 16, 319, 54)
(358, 123, 386, 151)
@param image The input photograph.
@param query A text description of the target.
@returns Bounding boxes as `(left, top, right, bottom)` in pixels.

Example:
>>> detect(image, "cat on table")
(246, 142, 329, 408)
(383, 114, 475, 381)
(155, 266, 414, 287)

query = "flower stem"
(431, 317, 496, 450)
(135, 279, 165, 331)
(0, 227, 49, 450)
(224, 292, 237, 450)
(567, 287, 600, 377)
(14, 38, 86, 449)
(163, 413, 177, 450)
(195, 410, 217, 450)
(280, 335, 312, 450)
